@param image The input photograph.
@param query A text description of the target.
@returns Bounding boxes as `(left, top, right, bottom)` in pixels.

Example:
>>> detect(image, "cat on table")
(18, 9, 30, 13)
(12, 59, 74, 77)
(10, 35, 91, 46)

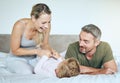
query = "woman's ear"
(31, 15, 36, 22)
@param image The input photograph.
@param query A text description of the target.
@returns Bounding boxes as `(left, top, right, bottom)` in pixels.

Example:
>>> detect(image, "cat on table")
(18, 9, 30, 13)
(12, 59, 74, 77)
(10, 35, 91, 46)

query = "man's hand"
(98, 68, 116, 74)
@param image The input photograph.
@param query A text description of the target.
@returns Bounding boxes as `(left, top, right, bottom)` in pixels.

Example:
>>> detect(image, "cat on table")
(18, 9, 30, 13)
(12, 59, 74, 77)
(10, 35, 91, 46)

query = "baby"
(34, 50, 80, 78)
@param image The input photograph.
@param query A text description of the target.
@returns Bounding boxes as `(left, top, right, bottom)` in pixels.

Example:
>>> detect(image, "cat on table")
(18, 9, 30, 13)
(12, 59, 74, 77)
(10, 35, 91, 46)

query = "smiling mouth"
(80, 46, 85, 49)
(40, 27, 43, 29)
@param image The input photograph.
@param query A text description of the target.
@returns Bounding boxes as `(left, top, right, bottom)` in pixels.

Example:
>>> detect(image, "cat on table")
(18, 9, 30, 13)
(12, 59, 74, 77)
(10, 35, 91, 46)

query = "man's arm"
(80, 60, 117, 74)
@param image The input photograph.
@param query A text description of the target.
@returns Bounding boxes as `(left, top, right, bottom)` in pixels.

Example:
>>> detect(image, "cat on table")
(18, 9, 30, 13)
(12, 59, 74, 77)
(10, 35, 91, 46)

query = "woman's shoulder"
(17, 18, 30, 24)
(13, 18, 31, 29)
(12, 18, 30, 34)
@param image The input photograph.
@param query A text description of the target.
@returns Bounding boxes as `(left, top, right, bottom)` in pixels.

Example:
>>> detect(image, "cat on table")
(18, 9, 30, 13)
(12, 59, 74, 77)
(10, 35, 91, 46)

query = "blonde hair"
(34, 32, 44, 45)
(56, 58, 80, 78)
(31, 3, 51, 19)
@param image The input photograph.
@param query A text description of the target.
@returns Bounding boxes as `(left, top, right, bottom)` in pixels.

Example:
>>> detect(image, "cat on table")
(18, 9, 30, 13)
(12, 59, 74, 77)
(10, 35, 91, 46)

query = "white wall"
(0, 0, 120, 56)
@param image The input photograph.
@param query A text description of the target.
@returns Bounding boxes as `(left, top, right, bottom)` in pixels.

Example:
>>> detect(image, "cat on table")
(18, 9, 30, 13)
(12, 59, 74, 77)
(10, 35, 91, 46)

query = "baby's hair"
(57, 57, 80, 78)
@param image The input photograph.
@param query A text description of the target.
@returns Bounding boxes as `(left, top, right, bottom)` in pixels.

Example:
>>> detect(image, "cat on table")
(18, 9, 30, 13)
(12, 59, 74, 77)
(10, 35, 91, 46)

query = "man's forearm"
(80, 65, 99, 74)
(80, 65, 116, 74)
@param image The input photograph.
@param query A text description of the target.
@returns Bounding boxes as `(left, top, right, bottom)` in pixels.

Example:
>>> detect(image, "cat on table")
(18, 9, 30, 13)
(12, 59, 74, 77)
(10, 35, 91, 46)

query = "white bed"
(0, 52, 120, 83)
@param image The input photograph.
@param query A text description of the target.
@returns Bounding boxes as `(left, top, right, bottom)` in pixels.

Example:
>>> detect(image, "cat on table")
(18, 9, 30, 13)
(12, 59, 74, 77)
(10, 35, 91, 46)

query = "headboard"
(0, 34, 79, 53)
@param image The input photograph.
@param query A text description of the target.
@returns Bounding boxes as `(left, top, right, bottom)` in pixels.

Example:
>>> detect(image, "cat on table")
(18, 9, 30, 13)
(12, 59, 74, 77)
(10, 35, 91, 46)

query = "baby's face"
(55, 60, 67, 75)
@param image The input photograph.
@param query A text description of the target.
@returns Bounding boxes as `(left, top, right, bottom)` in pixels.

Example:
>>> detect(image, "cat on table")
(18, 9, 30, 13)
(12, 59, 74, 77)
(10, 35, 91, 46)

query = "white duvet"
(0, 52, 120, 83)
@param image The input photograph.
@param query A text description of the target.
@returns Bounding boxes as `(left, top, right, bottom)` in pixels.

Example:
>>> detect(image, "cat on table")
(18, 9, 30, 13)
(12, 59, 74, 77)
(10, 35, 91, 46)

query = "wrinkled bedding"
(0, 52, 120, 83)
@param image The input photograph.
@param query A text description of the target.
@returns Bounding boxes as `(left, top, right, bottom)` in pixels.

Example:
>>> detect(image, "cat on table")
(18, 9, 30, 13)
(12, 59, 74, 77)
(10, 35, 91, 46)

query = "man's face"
(79, 31, 98, 54)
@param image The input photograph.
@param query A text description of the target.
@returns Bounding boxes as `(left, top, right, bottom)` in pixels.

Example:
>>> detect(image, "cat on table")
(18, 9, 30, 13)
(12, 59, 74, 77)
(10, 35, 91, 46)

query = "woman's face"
(33, 14, 51, 33)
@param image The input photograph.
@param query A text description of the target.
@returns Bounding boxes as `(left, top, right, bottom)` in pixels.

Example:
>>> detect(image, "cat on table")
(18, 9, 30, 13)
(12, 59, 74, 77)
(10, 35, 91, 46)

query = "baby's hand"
(51, 49, 61, 59)
(36, 44, 41, 49)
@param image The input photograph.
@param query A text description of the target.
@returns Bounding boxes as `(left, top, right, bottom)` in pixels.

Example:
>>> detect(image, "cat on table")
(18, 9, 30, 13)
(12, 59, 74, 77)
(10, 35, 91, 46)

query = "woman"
(7, 3, 55, 74)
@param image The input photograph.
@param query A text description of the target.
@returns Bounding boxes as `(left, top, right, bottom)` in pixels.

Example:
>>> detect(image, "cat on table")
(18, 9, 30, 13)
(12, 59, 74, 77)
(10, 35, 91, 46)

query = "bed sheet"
(0, 52, 120, 83)
(0, 73, 120, 83)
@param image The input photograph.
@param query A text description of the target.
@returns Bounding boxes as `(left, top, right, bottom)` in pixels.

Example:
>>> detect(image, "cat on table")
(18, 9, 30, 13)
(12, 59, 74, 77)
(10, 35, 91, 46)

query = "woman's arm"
(10, 20, 37, 56)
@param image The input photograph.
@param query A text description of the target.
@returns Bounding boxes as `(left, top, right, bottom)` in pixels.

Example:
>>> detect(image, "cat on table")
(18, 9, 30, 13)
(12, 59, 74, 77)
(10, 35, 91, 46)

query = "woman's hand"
(36, 49, 52, 58)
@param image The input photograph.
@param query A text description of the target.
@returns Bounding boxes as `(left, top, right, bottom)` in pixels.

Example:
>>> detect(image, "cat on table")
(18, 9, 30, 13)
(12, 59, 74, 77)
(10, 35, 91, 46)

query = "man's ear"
(95, 39, 100, 46)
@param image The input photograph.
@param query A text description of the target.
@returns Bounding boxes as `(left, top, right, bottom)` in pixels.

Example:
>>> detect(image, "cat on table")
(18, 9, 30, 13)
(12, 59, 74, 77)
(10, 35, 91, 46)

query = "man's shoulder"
(98, 41, 111, 50)
(99, 41, 110, 46)
(68, 41, 79, 49)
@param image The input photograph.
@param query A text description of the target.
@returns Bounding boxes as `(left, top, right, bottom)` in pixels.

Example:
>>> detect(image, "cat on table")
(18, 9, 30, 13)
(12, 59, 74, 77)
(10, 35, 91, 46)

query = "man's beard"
(79, 46, 94, 54)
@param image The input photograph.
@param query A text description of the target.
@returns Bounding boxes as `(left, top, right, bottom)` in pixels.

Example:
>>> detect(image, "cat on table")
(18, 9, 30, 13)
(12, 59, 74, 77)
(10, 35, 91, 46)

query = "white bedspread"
(0, 52, 120, 83)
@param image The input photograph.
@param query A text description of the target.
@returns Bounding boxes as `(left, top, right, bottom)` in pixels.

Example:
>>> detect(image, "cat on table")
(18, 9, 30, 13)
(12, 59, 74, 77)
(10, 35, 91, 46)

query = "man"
(65, 24, 117, 74)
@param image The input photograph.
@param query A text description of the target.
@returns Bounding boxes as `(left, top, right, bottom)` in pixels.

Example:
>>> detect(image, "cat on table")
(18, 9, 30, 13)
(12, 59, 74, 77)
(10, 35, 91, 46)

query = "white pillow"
(60, 50, 67, 57)
(0, 52, 8, 67)
(114, 55, 120, 72)
(0, 52, 8, 57)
